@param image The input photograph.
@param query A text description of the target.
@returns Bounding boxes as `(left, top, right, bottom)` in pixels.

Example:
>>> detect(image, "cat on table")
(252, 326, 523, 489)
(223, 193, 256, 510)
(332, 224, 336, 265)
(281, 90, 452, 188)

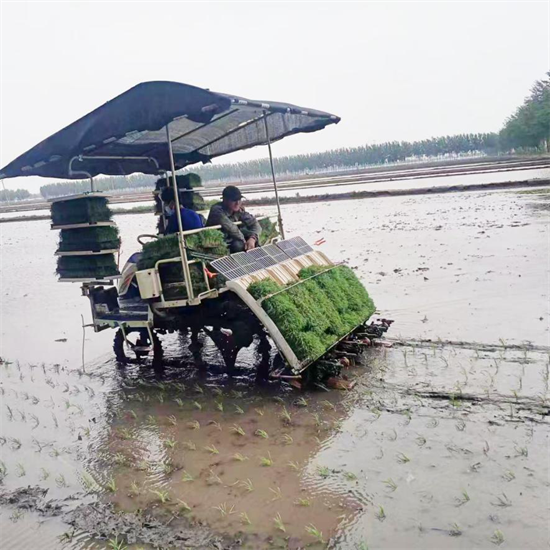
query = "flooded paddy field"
(0, 188, 548, 549)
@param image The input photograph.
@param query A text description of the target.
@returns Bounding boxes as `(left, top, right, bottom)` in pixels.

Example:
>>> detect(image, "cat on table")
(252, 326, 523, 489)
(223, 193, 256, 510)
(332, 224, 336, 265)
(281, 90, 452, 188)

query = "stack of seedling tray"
(50, 193, 121, 282)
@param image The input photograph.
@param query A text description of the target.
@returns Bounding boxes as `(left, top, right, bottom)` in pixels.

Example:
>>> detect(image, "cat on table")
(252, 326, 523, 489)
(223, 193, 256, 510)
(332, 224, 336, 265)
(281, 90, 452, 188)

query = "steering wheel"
(137, 234, 159, 246)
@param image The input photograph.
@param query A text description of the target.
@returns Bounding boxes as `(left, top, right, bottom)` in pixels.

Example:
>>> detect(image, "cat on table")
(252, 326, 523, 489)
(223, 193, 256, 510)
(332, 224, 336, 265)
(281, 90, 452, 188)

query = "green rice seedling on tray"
(57, 254, 119, 279)
(248, 265, 375, 362)
(258, 217, 279, 245)
(137, 232, 229, 271)
(51, 196, 112, 225)
(58, 226, 120, 252)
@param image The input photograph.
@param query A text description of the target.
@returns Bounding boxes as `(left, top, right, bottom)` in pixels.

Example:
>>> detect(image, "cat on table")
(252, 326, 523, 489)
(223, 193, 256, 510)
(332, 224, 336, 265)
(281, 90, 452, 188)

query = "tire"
(113, 328, 163, 363)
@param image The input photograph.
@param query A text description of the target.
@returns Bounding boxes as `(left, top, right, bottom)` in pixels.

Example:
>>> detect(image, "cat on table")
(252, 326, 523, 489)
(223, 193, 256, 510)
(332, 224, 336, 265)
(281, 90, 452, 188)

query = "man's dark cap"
(161, 187, 175, 203)
(222, 185, 244, 201)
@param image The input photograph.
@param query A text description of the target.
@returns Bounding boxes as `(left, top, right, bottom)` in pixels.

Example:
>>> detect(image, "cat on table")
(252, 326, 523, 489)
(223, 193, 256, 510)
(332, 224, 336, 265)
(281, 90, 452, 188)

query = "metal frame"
(263, 112, 285, 239)
(68, 155, 161, 193)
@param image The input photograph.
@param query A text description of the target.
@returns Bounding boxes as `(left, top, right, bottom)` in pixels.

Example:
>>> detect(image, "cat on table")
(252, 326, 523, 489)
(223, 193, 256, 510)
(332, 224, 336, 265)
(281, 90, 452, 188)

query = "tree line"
(38, 173, 156, 199)
(0, 188, 31, 202)
(500, 72, 550, 152)
(186, 133, 501, 182)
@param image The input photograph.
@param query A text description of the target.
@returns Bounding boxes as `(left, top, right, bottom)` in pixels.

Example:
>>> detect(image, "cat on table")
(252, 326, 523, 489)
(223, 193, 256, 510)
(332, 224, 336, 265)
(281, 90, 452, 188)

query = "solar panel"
(276, 237, 313, 259)
(210, 238, 313, 280)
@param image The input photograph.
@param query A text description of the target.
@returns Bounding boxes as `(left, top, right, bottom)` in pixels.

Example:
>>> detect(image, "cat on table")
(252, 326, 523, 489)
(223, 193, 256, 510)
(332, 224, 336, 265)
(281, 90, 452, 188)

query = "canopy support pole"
(165, 124, 195, 302)
(263, 112, 285, 239)
(68, 156, 94, 192)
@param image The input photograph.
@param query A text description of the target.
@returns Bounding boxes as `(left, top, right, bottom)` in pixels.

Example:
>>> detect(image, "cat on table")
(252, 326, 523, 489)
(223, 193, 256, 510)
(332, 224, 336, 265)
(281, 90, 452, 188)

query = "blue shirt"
(166, 208, 203, 234)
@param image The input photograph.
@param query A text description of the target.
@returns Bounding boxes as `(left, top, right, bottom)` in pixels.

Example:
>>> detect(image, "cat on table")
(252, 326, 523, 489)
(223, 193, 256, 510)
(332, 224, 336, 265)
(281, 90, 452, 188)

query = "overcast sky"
(1, 1, 548, 193)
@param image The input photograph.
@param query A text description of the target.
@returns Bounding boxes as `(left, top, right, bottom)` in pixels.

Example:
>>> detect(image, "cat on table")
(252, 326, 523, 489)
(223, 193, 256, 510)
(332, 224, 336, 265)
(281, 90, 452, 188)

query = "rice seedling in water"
(113, 452, 128, 465)
(279, 407, 292, 424)
(375, 506, 386, 521)
(281, 434, 293, 445)
(260, 452, 274, 467)
(514, 445, 528, 457)
(164, 438, 177, 449)
(30, 413, 40, 429)
(129, 481, 140, 497)
(105, 477, 117, 492)
(396, 452, 410, 464)
(317, 465, 331, 478)
(150, 489, 170, 503)
(240, 512, 252, 525)
(502, 470, 515, 482)
(167, 415, 177, 426)
(56, 474, 68, 488)
(273, 513, 286, 532)
(295, 498, 311, 507)
(177, 499, 192, 513)
(193, 401, 202, 411)
(9, 437, 22, 450)
(269, 486, 282, 500)
(294, 396, 308, 408)
(213, 502, 236, 517)
(40, 468, 50, 480)
(231, 424, 246, 436)
(234, 404, 245, 414)
(204, 444, 219, 455)
(455, 489, 470, 506)
(344, 471, 357, 481)
(491, 530, 505, 545)
(233, 452, 249, 462)
(387, 428, 398, 441)
(187, 420, 200, 430)
(181, 470, 195, 482)
(255, 408, 264, 416)
(415, 434, 427, 446)
(81, 472, 101, 492)
(15, 463, 25, 477)
(288, 461, 300, 471)
(10, 509, 24, 523)
(215, 401, 224, 412)
(237, 478, 254, 492)
(208, 420, 222, 431)
(449, 523, 462, 537)
(0, 461, 7, 481)
(175, 398, 185, 408)
(255, 429, 269, 439)
(108, 535, 127, 550)
(383, 478, 398, 492)
(305, 523, 324, 543)
(321, 399, 336, 410)
(492, 493, 512, 507)
(207, 470, 222, 485)
(182, 440, 196, 450)
(193, 383, 204, 394)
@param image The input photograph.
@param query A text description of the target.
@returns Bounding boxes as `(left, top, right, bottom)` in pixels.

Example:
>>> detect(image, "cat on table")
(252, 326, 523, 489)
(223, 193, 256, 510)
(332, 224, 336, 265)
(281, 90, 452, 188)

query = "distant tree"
(500, 72, 550, 152)
(39, 173, 156, 198)
(0, 188, 31, 202)
(182, 132, 500, 183)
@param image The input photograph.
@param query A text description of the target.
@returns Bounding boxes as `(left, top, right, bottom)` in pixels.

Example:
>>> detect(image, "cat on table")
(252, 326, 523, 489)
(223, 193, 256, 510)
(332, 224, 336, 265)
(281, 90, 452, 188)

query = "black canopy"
(0, 81, 340, 180)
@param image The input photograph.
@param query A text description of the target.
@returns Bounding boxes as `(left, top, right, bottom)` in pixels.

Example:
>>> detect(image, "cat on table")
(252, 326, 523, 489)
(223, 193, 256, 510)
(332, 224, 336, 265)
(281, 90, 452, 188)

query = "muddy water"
(1, 188, 549, 548)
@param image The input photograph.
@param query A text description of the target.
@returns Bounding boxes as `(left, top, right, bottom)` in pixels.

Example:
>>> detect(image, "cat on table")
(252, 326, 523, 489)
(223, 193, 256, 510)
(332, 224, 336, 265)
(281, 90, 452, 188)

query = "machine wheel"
(113, 328, 163, 363)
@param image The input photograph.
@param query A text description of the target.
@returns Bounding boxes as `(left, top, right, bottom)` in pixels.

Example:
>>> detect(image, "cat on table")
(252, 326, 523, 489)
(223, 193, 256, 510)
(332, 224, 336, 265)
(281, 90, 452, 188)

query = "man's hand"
(245, 237, 257, 251)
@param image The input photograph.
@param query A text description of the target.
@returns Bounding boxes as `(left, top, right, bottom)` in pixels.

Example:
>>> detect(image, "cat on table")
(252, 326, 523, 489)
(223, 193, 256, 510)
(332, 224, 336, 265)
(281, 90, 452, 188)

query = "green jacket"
(206, 202, 262, 245)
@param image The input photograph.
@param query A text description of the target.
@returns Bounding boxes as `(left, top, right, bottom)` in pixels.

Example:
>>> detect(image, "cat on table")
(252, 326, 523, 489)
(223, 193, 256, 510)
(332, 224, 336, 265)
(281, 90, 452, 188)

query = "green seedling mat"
(248, 266, 375, 362)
